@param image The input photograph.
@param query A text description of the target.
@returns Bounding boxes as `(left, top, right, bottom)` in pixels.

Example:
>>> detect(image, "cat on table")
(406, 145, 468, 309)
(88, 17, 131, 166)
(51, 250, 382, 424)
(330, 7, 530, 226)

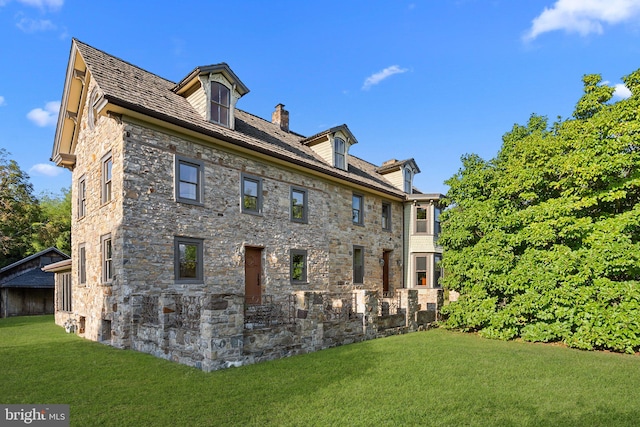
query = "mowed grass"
(2, 316, 640, 426)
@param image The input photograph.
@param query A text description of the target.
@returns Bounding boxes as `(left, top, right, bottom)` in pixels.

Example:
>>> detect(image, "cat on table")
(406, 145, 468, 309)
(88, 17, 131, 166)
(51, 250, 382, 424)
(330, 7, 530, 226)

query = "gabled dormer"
(301, 125, 358, 171)
(172, 63, 249, 130)
(376, 158, 421, 194)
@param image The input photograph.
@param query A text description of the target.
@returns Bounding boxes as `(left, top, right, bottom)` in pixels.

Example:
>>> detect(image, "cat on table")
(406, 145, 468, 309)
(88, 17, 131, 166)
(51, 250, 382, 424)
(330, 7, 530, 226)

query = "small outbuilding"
(0, 248, 70, 318)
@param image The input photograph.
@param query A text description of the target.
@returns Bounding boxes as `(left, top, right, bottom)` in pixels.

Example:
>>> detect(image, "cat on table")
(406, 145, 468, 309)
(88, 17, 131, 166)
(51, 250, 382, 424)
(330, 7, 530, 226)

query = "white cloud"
(16, 17, 56, 32)
(613, 83, 632, 99)
(0, 96, 5, 106)
(524, 0, 640, 41)
(17, 0, 63, 10)
(362, 65, 409, 90)
(27, 101, 60, 127)
(29, 163, 63, 177)
(0, 0, 63, 9)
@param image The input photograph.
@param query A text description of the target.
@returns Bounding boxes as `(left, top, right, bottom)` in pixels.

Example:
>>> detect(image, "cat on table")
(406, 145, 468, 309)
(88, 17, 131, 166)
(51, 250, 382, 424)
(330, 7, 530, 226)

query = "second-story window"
(352, 194, 364, 225)
(291, 187, 308, 223)
(101, 152, 112, 204)
(434, 207, 441, 238)
(175, 156, 204, 205)
(334, 137, 346, 169)
(242, 174, 263, 215)
(78, 176, 86, 218)
(210, 81, 230, 127)
(416, 205, 427, 233)
(382, 202, 391, 231)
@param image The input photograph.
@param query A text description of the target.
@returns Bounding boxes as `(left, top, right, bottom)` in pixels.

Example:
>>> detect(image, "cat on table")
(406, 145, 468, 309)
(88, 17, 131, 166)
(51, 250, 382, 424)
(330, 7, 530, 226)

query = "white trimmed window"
(101, 234, 113, 283)
(210, 81, 230, 127)
(101, 152, 112, 204)
(334, 137, 346, 169)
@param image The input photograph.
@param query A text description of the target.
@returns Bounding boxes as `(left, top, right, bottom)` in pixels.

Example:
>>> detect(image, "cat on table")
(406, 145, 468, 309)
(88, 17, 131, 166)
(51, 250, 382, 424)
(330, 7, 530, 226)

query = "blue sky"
(1, 0, 639, 197)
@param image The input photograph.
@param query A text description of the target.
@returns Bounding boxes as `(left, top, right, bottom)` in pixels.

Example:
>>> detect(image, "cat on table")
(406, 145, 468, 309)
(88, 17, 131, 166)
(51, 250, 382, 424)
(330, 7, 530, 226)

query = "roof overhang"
(173, 63, 250, 97)
(51, 40, 88, 171)
(41, 259, 72, 273)
(100, 98, 405, 201)
(301, 124, 359, 147)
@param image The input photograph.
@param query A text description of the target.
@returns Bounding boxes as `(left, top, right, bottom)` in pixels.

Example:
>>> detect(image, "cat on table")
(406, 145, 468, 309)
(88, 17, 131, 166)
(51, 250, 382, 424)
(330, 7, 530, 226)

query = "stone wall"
(126, 289, 435, 371)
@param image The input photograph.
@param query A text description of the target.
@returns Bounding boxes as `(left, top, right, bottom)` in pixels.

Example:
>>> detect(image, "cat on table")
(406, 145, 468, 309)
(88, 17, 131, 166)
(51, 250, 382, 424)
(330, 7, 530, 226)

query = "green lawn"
(2, 316, 640, 426)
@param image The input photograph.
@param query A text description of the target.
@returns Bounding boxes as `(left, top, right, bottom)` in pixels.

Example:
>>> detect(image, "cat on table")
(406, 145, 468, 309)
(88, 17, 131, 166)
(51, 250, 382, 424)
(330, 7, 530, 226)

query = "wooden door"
(382, 251, 390, 294)
(244, 247, 262, 304)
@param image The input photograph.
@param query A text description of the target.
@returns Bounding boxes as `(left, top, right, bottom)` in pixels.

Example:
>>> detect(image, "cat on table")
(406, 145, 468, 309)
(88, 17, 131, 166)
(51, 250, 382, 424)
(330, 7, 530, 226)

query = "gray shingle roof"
(0, 247, 68, 274)
(0, 268, 54, 289)
(74, 39, 405, 198)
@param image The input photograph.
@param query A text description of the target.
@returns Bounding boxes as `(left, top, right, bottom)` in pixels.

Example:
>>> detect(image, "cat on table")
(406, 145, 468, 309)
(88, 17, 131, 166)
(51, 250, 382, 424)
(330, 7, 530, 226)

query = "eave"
(51, 41, 89, 171)
(99, 96, 405, 201)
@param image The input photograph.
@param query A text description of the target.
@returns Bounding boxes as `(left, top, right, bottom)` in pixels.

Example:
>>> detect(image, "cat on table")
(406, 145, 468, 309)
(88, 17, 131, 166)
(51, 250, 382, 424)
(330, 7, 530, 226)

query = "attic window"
(404, 168, 412, 193)
(210, 82, 230, 127)
(334, 138, 346, 169)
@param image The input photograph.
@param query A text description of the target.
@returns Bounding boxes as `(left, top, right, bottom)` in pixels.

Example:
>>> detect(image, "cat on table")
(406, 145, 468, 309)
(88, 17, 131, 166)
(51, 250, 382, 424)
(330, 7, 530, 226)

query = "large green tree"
(440, 70, 640, 353)
(31, 188, 72, 255)
(0, 149, 42, 268)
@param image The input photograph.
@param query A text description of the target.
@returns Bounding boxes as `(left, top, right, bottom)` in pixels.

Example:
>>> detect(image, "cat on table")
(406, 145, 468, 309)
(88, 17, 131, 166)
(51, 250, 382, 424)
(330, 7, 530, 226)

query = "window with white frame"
(57, 272, 72, 312)
(290, 249, 307, 283)
(416, 205, 427, 233)
(210, 81, 230, 127)
(175, 156, 204, 205)
(434, 207, 441, 238)
(101, 152, 112, 204)
(101, 234, 113, 283)
(78, 176, 86, 218)
(404, 168, 412, 193)
(415, 255, 428, 286)
(434, 254, 443, 288)
(334, 137, 346, 169)
(78, 244, 86, 285)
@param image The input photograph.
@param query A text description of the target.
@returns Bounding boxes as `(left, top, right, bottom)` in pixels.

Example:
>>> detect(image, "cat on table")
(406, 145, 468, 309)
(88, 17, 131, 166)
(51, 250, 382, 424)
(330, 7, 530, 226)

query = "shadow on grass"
(3, 317, 640, 426)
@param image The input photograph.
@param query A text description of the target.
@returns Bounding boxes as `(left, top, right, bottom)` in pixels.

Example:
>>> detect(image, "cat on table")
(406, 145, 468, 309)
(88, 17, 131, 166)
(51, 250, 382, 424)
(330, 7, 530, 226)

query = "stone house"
(50, 39, 444, 370)
(0, 247, 69, 318)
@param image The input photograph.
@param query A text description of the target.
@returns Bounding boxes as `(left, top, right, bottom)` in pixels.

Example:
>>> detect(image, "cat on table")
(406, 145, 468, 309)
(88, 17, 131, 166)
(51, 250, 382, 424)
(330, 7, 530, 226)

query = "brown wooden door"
(244, 247, 262, 304)
(382, 251, 390, 294)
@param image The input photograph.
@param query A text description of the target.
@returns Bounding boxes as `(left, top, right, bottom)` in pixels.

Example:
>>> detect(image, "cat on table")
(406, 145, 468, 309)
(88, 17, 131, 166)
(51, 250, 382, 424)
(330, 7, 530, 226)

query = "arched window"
(210, 82, 230, 126)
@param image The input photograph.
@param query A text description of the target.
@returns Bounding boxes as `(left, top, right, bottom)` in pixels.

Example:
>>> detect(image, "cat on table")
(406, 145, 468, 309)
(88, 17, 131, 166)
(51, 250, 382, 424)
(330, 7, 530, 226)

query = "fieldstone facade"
(51, 39, 443, 371)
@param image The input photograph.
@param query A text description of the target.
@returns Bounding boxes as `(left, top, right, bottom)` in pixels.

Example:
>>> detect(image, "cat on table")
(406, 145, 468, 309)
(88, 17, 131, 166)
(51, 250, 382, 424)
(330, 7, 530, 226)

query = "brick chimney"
(272, 103, 289, 132)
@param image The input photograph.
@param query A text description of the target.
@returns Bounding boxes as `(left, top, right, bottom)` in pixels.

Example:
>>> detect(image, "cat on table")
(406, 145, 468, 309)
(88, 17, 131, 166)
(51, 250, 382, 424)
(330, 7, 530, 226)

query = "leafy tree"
(440, 70, 640, 353)
(31, 188, 72, 255)
(0, 149, 42, 268)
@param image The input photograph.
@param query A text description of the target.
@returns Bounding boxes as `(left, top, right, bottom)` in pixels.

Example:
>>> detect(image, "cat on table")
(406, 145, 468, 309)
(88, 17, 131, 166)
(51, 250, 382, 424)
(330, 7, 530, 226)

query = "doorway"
(244, 247, 263, 304)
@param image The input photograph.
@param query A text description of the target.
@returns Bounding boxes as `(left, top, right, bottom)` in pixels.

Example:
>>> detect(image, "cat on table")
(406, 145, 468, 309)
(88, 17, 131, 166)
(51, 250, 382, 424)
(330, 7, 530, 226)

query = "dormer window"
(335, 138, 346, 169)
(210, 82, 230, 127)
(404, 168, 412, 193)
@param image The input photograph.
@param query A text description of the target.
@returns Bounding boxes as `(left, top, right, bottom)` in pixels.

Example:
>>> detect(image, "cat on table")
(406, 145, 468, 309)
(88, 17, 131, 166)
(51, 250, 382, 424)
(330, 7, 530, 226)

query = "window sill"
(176, 198, 204, 207)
